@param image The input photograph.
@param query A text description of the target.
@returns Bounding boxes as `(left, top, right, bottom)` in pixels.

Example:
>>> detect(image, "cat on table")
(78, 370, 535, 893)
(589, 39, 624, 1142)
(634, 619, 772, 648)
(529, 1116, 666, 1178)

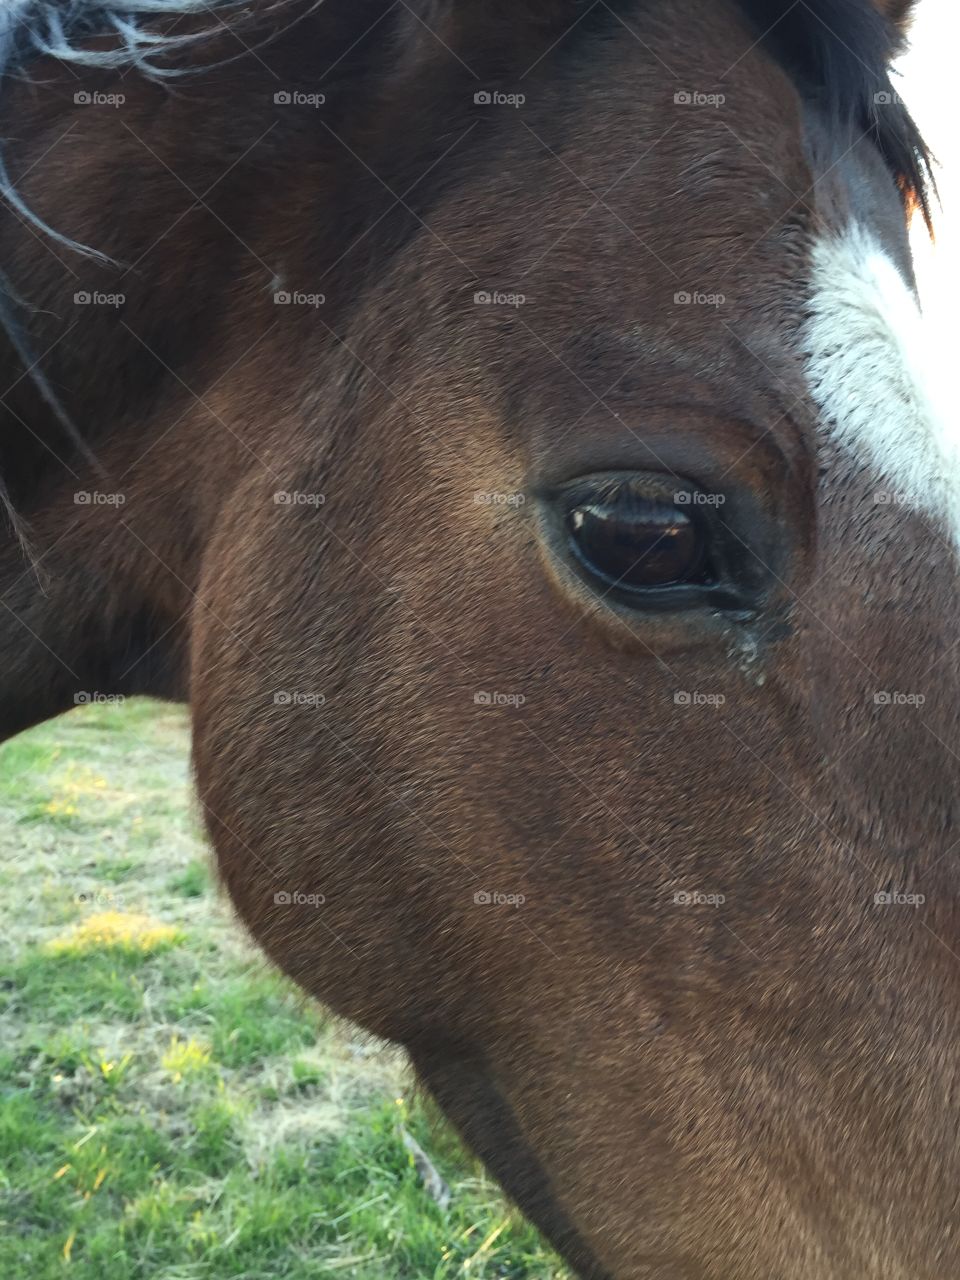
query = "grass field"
(0, 699, 569, 1280)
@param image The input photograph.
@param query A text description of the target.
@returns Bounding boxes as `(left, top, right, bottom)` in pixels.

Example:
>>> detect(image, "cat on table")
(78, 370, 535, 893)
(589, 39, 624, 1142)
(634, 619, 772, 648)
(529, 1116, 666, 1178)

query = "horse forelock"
(734, 0, 934, 229)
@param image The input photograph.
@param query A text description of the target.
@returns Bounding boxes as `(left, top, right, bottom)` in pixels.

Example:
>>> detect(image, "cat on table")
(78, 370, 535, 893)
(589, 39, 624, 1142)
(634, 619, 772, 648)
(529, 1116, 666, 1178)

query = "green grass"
(0, 700, 568, 1280)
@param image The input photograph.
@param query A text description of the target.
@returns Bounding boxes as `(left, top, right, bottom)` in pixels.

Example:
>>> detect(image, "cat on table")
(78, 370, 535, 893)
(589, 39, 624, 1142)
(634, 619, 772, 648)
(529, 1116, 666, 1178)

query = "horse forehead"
(803, 220, 956, 544)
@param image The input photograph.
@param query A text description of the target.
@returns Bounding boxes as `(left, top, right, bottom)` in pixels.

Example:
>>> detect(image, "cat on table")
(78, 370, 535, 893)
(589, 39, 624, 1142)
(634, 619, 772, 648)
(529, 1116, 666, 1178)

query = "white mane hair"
(0, 0, 253, 75)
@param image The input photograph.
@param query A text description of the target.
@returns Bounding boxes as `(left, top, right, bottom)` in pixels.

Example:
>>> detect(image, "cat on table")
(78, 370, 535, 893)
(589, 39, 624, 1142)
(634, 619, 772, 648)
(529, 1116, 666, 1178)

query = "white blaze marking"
(804, 223, 957, 540)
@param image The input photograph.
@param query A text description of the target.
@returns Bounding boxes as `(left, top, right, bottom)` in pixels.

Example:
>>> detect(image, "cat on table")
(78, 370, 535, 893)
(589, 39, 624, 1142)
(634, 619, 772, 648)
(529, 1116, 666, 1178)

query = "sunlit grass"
(161, 1034, 215, 1082)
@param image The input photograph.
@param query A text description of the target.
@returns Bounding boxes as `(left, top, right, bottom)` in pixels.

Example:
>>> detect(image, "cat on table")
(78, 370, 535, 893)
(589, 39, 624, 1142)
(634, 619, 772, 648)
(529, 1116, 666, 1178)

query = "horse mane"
(734, 0, 934, 229)
(0, 0, 268, 76)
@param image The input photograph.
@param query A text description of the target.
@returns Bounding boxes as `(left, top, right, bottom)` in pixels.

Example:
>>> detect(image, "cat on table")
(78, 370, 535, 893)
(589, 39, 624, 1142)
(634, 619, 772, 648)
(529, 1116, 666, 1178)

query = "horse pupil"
(568, 496, 704, 589)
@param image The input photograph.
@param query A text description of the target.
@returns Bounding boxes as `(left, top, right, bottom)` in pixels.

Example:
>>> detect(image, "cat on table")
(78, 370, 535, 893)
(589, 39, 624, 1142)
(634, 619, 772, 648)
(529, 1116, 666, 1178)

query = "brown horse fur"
(0, 2, 948, 1277)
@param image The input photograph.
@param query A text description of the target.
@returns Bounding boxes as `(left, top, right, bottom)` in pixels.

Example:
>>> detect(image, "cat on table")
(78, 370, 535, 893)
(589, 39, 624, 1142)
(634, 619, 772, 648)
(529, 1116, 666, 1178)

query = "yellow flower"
(47, 911, 181, 955)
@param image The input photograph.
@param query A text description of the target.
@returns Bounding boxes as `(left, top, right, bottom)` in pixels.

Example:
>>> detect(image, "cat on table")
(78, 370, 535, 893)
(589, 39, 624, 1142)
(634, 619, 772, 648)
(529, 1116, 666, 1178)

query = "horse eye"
(565, 483, 710, 592)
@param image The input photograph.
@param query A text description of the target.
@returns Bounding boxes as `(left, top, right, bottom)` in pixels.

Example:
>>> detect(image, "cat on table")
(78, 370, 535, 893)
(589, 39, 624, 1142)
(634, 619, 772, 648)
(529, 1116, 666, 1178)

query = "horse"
(0, 0, 948, 1275)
